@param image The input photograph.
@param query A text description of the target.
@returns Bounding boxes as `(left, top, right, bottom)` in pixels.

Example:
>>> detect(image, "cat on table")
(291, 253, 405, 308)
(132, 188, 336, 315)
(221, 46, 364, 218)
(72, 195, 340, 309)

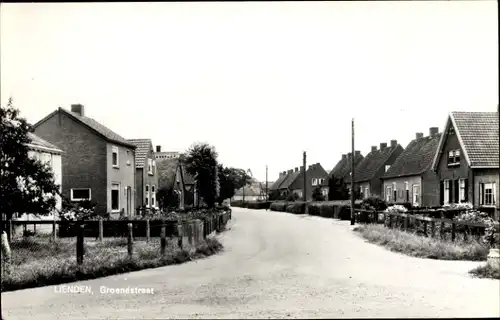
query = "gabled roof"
(432, 111, 499, 169)
(34, 108, 136, 148)
(156, 158, 180, 190)
(326, 153, 364, 185)
(127, 139, 153, 168)
(179, 162, 195, 185)
(279, 171, 301, 189)
(26, 132, 64, 154)
(383, 133, 441, 179)
(270, 172, 289, 190)
(354, 145, 402, 183)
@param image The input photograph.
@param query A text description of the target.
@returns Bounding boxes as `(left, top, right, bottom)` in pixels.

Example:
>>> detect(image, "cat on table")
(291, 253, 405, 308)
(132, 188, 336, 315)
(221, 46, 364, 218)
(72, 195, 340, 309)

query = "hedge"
(285, 202, 306, 214)
(266, 200, 360, 220)
(230, 201, 271, 210)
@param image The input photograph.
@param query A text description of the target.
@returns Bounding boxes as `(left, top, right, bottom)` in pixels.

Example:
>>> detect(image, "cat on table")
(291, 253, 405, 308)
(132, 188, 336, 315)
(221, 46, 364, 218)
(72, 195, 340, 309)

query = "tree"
(157, 187, 179, 211)
(183, 142, 219, 208)
(312, 186, 325, 201)
(1, 98, 60, 256)
(327, 175, 349, 201)
(217, 165, 253, 204)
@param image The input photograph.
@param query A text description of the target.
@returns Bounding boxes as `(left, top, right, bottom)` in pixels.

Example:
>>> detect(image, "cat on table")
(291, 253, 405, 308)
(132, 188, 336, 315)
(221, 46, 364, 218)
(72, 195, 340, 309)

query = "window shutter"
(440, 181, 444, 205)
(479, 183, 484, 205)
(493, 183, 497, 205)
(464, 179, 468, 202)
(454, 179, 459, 203)
(448, 181, 453, 204)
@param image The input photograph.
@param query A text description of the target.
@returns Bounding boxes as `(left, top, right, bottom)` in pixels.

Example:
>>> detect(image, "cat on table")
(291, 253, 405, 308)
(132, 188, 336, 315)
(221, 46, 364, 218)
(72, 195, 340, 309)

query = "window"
(385, 186, 392, 202)
(112, 146, 119, 168)
(148, 159, 153, 174)
(145, 185, 150, 207)
(312, 178, 317, 186)
(151, 185, 156, 207)
(322, 188, 328, 197)
(405, 181, 410, 202)
(447, 149, 460, 166)
(480, 183, 496, 206)
(364, 187, 369, 199)
(111, 183, 120, 211)
(152, 160, 156, 175)
(444, 180, 450, 205)
(412, 184, 420, 207)
(385, 165, 390, 172)
(459, 179, 466, 202)
(393, 182, 397, 202)
(71, 188, 91, 201)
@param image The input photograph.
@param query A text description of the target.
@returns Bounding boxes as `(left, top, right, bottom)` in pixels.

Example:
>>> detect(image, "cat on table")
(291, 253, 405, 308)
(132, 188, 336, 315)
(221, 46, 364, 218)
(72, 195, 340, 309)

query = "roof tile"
(355, 145, 402, 182)
(127, 139, 152, 168)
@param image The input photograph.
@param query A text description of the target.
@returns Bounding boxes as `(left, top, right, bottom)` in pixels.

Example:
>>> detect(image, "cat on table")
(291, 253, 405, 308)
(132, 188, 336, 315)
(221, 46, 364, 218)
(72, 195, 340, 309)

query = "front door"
(412, 185, 420, 207)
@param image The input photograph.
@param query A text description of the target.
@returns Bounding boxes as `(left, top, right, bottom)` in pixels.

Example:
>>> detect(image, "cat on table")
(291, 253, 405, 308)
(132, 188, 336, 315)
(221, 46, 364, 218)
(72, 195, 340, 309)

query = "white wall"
(27, 149, 62, 214)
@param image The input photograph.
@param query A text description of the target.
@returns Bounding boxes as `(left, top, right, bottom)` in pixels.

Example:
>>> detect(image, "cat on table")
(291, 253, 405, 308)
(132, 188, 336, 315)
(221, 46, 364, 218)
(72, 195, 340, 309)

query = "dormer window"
(385, 165, 390, 172)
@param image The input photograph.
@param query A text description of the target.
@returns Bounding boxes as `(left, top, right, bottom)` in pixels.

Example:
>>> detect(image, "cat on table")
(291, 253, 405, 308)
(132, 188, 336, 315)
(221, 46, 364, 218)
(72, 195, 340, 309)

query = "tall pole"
(265, 165, 268, 202)
(303, 151, 307, 202)
(351, 118, 356, 225)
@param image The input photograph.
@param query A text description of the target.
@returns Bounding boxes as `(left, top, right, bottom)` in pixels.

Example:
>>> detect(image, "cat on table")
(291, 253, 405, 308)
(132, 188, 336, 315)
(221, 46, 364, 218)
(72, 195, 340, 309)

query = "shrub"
(245, 201, 271, 210)
(307, 202, 321, 216)
(286, 193, 299, 202)
(319, 203, 335, 218)
(338, 204, 352, 220)
(285, 202, 306, 214)
(361, 196, 388, 211)
(270, 202, 287, 212)
(453, 210, 499, 248)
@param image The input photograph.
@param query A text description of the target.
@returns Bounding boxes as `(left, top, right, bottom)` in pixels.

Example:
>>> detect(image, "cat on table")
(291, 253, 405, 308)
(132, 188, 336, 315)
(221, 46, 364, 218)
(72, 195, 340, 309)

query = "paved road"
(2, 208, 499, 319)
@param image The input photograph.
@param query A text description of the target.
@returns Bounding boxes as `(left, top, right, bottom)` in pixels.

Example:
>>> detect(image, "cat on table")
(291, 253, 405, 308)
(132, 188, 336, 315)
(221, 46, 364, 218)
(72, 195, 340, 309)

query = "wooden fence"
(354, 209, 490, 243)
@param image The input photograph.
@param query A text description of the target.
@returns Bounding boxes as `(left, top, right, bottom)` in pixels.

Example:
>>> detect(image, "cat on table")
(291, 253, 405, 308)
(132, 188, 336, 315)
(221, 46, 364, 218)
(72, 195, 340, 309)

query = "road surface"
(2, 208, 499, 319)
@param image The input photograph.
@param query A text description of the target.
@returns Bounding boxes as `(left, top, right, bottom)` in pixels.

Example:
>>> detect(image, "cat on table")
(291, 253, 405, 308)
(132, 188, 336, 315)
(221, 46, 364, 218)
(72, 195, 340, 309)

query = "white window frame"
(412, 184, 420, 207)
(312, 178, 318, 186)
(392, 182, 397, 202)
(147, 159, 153, 175)
(364, 187, 369, 199)
(145, 184, 150, 208)
(385, 165, 390, 172)
(152, 160, 156, 175)
(459, 179, 466, 202)
(405, 181, 409, 191)
(482, 182, 496, 206)
(385, 186, 392, 202)
(151, 185, 156, 208)
(71, 188, 92, 201)
(405, 181, 409, 202)
(112, 146, 119, 168)
(444, 179, 450, 205)
(111, 183, 120, 212)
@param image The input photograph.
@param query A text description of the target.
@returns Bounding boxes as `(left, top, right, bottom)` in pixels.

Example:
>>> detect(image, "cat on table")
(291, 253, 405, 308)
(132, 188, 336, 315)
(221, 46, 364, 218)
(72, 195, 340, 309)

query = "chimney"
(415, 132, 424, 139)
(390, 140, 397, 148)
(300, 165, 304, 172)
(294, 167, 299, 172)
(380, 142, 387, 150)
(355, 150, 361, 156)
(288, 169, 293, 174)
(156, 145, 161, 152)
(371, 146, 377, 152)
(71, 104, 84, 116)
(429, 127, 439, 136)
(342, 154, 347, 159)
(316, 162, 320, 166)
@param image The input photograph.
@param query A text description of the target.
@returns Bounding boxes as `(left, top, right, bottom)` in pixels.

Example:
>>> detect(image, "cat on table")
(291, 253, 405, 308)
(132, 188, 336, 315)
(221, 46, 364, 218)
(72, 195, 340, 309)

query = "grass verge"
(1, 236, 223, 292)
(353, 224, 489, 261)
(469, 264, 500, 280)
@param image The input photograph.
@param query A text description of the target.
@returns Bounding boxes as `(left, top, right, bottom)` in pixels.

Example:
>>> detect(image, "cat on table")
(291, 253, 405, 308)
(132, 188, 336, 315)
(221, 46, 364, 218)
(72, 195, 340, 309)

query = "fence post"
(146, 219, 150, 243)
(431, 221, 436, 238)
(178, 224, 184, 250)
(423, 221, 428, 237)
(76, 223, 84, 266)
(389, 215, 393, 228)
(99, 218, 103, 241)
(440, 222, 445, 240)
(160, 221, 166, 256)
(34, 223, 36, 234)
(463, 225, 468, 242)
(7, 220, 12, 242)
(52, 220, 57, 242)
(451, 223, 456, 242)
(127, 223, 133, 258)
(403, 215, 408, 231)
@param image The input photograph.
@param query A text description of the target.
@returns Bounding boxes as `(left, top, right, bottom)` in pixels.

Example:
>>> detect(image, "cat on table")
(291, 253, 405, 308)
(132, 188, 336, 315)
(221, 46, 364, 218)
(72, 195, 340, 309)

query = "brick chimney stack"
(371, 146, 377, 152)
(156, 145, 161, 152)
(380, 142, 387, 150)
(71, 104, 84, 117)
(416, 132, 424, 139)
(429, 127, 439, 136)
(390, 140, 397, 148)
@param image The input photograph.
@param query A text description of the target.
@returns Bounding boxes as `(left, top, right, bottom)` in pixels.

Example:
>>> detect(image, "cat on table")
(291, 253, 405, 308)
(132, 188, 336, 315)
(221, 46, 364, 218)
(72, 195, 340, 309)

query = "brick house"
(430, 111, 499, 216)
(278, 168, 301, 198)
(33, 104, 136, 216)
(290, 163, 328, 201)
(156, 156, 196, 209)
(127, 139, 159, 210)
(269, 171, 291, 197)
(381, 128, 441, 207)
(323, 151, 364, 197)
(354, 140, 404, 199)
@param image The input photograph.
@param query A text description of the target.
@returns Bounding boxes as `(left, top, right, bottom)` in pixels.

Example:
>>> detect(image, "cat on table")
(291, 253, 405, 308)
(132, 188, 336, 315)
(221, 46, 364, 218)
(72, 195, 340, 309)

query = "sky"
(1, 1, 498, 182)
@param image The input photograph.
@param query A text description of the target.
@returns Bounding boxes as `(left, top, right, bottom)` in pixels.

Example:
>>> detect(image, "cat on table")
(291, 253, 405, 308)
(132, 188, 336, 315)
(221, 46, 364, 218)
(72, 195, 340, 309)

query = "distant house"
(279, 168, 302, 198)
(381, 128, 441, 207)
(290, 163, 328, 201)
(354, 140, 404, 199)
(154, 146, 181, 160)
(156, 157, 196, 209)
(431, 111, 499, 215)
(127, 139, 159, 211)
(269, 171, 291, 197)
(33, 104, 136, 216)
(232, 183, 264, 202)
(25, 133, 64, 214)
(323, 151, 364, 197)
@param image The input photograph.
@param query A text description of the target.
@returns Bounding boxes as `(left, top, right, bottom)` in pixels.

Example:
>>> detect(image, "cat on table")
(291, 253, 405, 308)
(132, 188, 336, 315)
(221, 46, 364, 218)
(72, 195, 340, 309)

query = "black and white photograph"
(1, 1, 499, 319)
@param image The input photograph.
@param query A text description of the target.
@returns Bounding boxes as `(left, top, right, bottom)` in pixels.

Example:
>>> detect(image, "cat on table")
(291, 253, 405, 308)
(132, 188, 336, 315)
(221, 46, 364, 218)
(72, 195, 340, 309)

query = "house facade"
(431, 111, 499, 217)
(290, 163, 328, 201)
(381, 128, 441, 207)
(354, 140, 404, 199)
(25, 133, 64, 214)
(324, 151, 364, 198)
(156, 157, 196, 209)
(269, 171, 291, 198)
(33, 104, 136, 216)
(128, 139, 159, 211)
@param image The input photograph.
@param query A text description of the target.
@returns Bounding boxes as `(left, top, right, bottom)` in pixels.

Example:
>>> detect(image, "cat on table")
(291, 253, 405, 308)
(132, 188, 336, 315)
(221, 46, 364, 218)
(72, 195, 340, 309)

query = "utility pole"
(303, 151, 307, 202)
(351, 118, 356, 226)
(265, 165, 268, 203)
